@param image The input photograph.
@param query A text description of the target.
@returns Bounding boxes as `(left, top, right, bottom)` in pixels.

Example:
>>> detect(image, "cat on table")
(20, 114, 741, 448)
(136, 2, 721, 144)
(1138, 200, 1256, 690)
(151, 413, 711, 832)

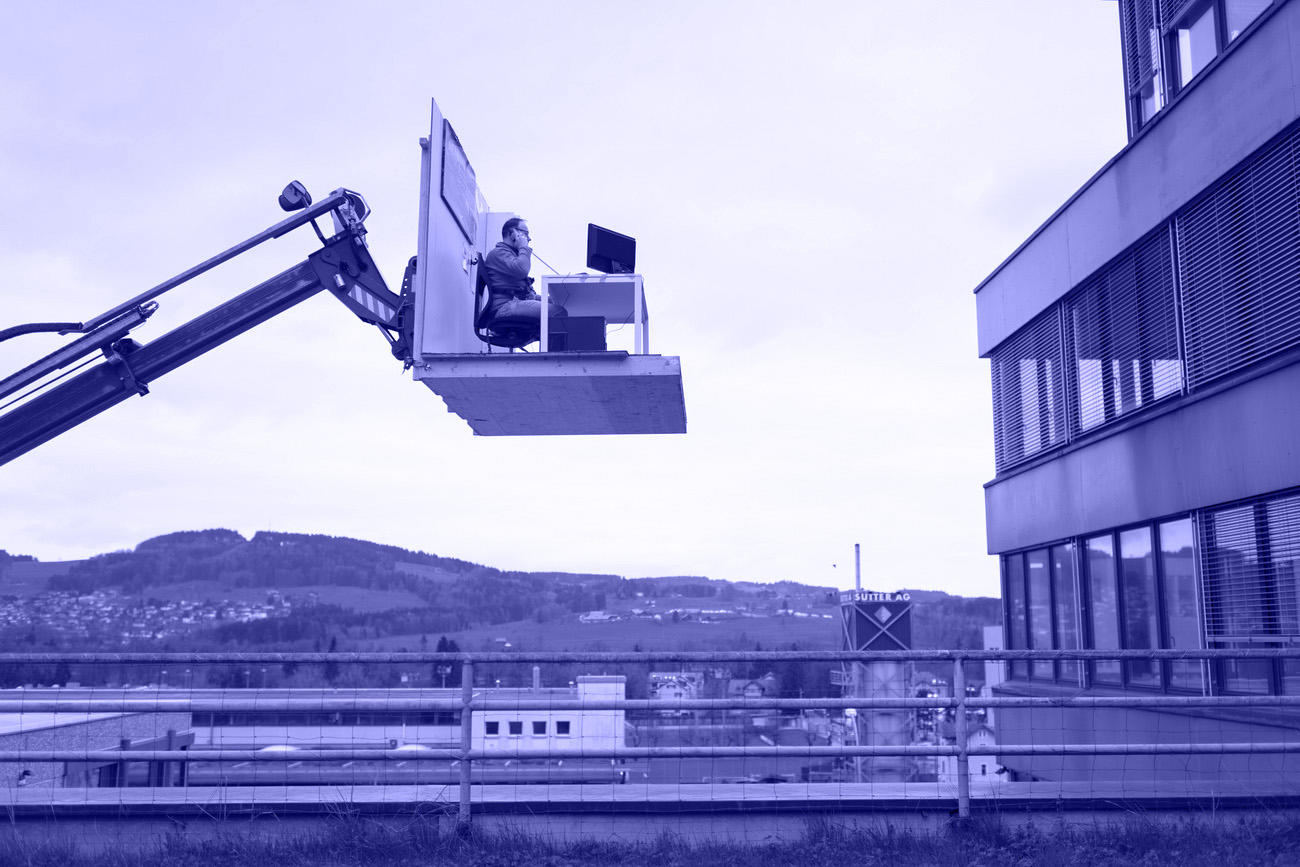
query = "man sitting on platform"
(481, 217, 565, 336)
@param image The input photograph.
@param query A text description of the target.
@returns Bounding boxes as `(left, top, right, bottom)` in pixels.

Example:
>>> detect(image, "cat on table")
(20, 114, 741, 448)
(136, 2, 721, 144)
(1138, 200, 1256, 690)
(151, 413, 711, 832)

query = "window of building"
(556, 720, 571, 736)
(1173, 1, 1219, 87)
(532, 721, 547, 736)
(1067, 227, 1181, 433)
(1123, 1, 1273, 133)
(1086, 534, 1123, 684)
(990, 310, 1067, 472)
(1266, 496, 1300, 694)
(1027, 550, 1054, 680)
(1004, 554, 1029, 680)
(1202, 491, 1300, 694)
(485, 721, 499, 736)
(1052, 544, 1081, 682)
(1119, 526, 1162, 687)
(1081, 518, 1204, 692)
(1203, 503, 1274, 693)
(1226, 0, 1271, 41)
(1177, 123, 1300, 389)
(1159, 518, 1203, 690)
(1002, 544, 1082, 684)
(1122, 0, 1165, 130)
(508, 721, 523, 736)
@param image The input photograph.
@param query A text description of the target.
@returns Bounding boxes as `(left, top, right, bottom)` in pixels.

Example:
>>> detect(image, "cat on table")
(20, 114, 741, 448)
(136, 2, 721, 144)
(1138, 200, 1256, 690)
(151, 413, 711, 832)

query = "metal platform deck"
(414, 352, 686, 435)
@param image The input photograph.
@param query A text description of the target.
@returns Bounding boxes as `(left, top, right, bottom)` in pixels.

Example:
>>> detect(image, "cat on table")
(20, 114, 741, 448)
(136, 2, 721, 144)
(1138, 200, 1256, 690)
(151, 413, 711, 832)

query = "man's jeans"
(490, 297, 567, 325)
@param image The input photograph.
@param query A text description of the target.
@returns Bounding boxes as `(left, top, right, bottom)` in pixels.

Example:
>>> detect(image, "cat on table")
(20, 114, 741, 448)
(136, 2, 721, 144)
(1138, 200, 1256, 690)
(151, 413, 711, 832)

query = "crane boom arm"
(0, 206, 406, 467)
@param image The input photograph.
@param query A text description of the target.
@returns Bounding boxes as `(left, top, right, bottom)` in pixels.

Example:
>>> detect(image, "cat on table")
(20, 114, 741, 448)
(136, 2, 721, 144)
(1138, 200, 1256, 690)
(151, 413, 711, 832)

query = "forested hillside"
(0, 530, 1000, 655)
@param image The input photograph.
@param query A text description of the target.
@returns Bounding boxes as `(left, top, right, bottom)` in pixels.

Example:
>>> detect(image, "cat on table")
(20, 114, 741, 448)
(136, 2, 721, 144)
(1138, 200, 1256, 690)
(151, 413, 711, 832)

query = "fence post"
(953, 655, 970, 819)
(458, 661, 474, 831)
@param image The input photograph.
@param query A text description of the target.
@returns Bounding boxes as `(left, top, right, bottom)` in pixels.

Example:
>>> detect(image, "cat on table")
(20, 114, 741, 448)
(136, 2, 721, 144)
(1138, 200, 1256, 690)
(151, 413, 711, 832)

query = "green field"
(142, 581, 428, 613)
(366, 612, 840, 652)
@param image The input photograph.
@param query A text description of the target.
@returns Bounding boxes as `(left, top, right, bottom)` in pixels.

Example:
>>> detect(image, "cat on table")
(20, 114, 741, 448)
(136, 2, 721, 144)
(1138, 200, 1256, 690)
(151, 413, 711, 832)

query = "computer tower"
(548, 316, 607, 352)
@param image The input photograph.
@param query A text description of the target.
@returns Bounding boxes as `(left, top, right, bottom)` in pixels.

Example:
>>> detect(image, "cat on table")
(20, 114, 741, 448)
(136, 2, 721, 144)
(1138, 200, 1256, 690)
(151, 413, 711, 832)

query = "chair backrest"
(473, 254, 537, 350)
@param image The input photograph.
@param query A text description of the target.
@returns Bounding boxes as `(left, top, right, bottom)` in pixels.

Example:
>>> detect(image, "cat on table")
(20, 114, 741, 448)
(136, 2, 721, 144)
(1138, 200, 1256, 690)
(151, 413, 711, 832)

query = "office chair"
(473, 255, 538, 351)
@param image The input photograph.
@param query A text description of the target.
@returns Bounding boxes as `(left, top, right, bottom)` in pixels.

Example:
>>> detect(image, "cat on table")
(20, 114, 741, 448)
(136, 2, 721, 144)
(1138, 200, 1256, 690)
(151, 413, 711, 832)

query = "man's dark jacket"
(482, 242, 533, 311)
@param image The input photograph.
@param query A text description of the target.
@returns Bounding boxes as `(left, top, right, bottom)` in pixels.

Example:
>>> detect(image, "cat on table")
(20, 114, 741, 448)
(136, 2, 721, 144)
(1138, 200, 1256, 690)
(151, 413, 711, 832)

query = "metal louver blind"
(1122, 0, 1161, 95)
(1202, 491, 1300, 644)
(1178, 125, 1300, 388)
(1066, 226, 1181, 433)
(990, 310, 1066, 472)
(1201, 503, 1271, 642)
(1160, 0, 1199, 26)
(1264, 495, 1300, 638)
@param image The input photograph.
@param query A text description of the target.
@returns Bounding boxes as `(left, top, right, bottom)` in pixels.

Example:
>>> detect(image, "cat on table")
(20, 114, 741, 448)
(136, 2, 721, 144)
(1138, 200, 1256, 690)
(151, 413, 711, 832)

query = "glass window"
(508, 720, 523, 736)
(532, 721, 546, 735)
(1226, 0, 1271, 42)
(1087, 535, 1122, 684)
(1052, 544, 1081, 682)
(1265, 495, 1300, 637)
(1027, 549, 1054, 679)
(1203, 505, 1266, 639)
(1223, 652, 1273, 694)
(556, 720, 571, 736)
(485, 721, 499, 736)
(1176, 3, 1219, 87)
(1159, 518, 1203, 690)
(1120, 526, 1162, 687)
(1138, 22, 1164, 123)
(1204, 504, 1277, 693)
(1005, 555, 1029, 679)
(1067, 230, 1181, 435)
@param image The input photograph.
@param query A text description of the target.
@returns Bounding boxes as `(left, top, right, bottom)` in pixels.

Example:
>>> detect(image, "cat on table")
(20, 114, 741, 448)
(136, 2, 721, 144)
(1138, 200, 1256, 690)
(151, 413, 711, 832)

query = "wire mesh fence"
(0, 649, 1298, 824)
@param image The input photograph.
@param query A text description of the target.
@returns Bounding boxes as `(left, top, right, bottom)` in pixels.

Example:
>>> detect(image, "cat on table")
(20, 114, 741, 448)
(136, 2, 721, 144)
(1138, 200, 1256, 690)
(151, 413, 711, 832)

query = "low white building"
(476, 675, 624, 754)
(936, 724, 1004, 787)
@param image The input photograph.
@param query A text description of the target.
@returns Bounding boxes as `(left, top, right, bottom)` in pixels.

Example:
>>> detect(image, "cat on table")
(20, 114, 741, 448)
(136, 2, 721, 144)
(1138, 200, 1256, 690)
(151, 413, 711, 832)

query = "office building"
(975, 0, 1300, 780)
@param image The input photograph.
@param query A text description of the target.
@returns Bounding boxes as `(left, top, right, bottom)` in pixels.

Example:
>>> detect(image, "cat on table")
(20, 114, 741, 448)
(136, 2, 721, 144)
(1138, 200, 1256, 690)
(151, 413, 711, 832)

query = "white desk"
(538, 273, 648, 354)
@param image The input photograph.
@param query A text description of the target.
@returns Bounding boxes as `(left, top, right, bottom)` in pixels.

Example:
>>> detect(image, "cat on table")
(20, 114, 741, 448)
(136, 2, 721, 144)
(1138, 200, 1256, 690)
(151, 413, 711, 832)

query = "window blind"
(1122, 0, 1163, 96)
(1066, 226, 1181, 433)
(1160, 0, 1201, 26)
(1202, 501, 1278, 641)
(990, 310, 1066, 472)
(1178, 126, 1300, 388)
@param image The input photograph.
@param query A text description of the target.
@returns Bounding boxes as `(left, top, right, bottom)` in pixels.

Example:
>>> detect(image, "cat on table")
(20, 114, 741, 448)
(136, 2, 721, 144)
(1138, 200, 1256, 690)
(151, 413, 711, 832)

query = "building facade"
(195, 676, 625, 755)
(976, 0, 1300, 780)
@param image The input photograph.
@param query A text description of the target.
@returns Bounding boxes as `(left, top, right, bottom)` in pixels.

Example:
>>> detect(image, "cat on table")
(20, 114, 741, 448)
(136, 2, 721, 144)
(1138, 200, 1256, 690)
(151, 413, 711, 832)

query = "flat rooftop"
(0, 712, 126, 737)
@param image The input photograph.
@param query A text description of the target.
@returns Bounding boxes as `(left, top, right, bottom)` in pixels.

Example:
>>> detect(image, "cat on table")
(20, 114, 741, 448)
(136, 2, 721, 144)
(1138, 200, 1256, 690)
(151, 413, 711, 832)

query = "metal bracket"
(104, 340, 149, 397)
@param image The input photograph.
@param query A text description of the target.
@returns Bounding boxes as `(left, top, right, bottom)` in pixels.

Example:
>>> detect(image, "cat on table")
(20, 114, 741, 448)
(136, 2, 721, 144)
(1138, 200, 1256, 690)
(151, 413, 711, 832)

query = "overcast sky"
(0, 2, 1125, 596)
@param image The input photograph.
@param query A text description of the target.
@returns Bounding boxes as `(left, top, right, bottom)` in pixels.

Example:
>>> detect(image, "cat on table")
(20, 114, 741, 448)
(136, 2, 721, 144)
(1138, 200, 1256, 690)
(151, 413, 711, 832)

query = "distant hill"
(0, 529, 1001, 654)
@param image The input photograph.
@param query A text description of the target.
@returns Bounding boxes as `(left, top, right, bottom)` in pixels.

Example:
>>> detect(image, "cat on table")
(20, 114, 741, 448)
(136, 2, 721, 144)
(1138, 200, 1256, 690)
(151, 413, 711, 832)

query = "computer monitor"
(586, 224, 636, 274)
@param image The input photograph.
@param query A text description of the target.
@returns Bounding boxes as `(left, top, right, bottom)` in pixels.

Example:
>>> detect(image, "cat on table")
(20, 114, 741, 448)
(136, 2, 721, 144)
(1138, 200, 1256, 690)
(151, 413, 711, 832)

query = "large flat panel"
(415, 99, 483, 357)
(986, 359, 1300, 553)
(976, 0, 1300, 356)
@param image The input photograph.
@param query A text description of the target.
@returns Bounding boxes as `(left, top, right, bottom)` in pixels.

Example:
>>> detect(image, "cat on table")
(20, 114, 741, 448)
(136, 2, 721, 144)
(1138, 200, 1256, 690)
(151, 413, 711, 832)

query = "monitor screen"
(586, 224, 636, 274)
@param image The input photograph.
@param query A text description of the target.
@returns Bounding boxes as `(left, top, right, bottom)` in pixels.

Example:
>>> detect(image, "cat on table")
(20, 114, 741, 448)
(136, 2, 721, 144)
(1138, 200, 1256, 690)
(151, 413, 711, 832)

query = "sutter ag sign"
(839, 589, 912, 651)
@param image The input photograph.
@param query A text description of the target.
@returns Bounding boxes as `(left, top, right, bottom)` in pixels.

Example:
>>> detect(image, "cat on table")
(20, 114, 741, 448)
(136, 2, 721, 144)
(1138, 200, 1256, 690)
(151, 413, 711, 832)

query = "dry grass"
(2, 813, 1300, 867)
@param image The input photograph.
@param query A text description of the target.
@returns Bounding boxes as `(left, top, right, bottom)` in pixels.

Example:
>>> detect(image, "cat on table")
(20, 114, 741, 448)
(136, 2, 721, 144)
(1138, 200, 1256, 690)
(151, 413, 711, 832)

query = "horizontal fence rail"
(2, 650, 1300, 824)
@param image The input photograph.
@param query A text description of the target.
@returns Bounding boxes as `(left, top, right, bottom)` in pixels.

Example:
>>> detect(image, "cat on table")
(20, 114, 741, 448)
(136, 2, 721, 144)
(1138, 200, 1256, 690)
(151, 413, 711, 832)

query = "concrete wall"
(0, 712, 190, 791)
(975, 1, 1300, 356)
(995, 700, 1300, 783)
